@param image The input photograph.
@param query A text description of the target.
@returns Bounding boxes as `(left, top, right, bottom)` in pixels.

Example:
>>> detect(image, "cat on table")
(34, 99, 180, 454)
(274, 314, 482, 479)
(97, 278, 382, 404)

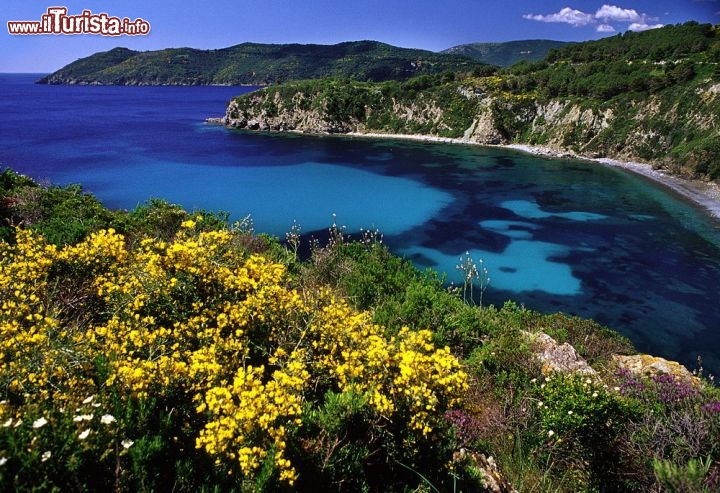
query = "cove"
(1, 74, 719, 376)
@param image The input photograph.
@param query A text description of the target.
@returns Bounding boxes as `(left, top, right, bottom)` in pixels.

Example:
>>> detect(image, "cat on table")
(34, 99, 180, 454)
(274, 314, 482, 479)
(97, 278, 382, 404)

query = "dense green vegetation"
(229, 22, 720, 180)
(502, 22, 718, 100)
(227, 72, 490, 137)
(442, 39, 570, 67)
(2, 168, 720, 492)
(37, 41, 487, 86)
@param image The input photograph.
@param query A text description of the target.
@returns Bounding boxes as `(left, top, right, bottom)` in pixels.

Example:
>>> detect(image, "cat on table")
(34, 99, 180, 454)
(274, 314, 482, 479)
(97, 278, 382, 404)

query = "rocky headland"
(211, 80, 720, 220)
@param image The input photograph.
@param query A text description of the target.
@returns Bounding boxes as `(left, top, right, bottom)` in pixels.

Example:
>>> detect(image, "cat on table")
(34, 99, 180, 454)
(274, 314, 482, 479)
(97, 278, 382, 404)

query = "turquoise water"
(69, 158, 452, 236)
(2, 74, 720, 375)
(407, 199, 609, 295)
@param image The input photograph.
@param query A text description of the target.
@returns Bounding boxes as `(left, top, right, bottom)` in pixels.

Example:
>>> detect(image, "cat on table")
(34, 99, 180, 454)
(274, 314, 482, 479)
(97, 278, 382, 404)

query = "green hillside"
(226, 22, 720, 180)
(442, 39, 570, 67)
(36, 41, 487, 86)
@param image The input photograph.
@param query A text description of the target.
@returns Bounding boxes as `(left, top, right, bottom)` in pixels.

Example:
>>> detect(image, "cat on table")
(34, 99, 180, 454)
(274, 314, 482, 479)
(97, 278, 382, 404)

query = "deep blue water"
(2, 73, 720, 375)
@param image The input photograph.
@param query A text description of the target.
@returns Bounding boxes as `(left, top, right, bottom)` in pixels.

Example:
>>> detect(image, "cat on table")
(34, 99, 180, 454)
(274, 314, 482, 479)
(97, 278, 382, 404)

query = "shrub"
(531, 373, 638, 491)
(0, 170, 114, 246)
(614, 370, 720, 490)
(0, 223, 468, 491)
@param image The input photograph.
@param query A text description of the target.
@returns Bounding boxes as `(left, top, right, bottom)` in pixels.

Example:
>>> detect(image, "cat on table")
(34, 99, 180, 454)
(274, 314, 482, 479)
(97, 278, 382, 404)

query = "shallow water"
(2, 74, 720, 375)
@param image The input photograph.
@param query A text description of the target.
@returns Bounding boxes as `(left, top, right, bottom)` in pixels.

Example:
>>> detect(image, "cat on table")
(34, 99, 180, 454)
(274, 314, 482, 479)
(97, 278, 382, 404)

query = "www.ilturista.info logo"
(7, 7, 150, 36)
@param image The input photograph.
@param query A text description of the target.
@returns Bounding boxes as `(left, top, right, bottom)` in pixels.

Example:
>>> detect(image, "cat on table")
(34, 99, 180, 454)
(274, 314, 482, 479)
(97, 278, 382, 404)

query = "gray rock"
(526, 331, 597, 376)
(454, 449, 519, 493)
(613, 354, 700, 385)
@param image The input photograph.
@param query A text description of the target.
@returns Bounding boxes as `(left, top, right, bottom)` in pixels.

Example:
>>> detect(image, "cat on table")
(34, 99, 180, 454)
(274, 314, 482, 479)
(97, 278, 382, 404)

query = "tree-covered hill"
(224, 22, 720, 180)
(442, 39, 570, 67)
(36, 41, 488, 86)
(503, 22, 719, 99)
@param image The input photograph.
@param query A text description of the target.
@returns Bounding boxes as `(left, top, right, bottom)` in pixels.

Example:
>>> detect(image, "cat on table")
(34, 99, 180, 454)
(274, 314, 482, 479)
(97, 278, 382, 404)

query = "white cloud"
(522, 7, 595, 27)
(524, 4, 666, 33)
(628, 22, 665, 31)
(595, 5, 642, 22)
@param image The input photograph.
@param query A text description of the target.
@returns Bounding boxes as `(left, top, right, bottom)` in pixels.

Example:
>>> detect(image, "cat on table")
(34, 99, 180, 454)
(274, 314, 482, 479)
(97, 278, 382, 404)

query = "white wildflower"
(41, 451, 51, 462)
(121, 439, 134, 449)
(100, 414, 116, 425)
(13, 419, 22, 428)
(2, 418, 12, 428)
(0, 457, 7, 466)
(78, 428, 91, 440)
(568, 410, 573, 415)
(32, 417, 48, 429)
(73, 414, 93, 422)
(82, 395, 94, 404)
(548, 430, 555, 437)
(592, 391, 599, 398)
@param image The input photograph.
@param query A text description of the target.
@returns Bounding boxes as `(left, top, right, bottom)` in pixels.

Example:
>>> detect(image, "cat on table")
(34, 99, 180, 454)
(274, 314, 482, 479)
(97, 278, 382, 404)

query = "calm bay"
(2, 73, 720, 375)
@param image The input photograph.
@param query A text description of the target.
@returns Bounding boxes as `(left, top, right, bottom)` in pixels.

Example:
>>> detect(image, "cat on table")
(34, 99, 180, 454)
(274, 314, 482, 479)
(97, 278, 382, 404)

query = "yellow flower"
(0, 224, 467, 486)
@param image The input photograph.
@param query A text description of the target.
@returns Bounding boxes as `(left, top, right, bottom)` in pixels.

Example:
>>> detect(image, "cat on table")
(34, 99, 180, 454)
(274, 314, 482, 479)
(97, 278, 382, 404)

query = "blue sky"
(3, 1, 719, 72)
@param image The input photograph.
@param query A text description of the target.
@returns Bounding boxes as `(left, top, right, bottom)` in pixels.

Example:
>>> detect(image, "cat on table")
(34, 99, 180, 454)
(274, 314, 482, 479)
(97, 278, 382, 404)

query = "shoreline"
(343, 131, 720, 221)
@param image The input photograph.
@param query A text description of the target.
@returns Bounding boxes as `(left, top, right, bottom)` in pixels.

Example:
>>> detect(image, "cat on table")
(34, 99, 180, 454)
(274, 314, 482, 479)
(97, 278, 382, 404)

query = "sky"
(2, 1, 719, 73)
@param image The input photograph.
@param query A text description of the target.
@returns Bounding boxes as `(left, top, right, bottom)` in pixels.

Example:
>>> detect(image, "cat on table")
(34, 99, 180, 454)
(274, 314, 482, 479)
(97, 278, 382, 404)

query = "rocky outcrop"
(612, 354, 700, 386)
(525, 331, 597, 376)
(454, 450, 519, 493)
(222, 97, 356, 134)
(463, 111, 505, 145)
(523, 332, 700, 389)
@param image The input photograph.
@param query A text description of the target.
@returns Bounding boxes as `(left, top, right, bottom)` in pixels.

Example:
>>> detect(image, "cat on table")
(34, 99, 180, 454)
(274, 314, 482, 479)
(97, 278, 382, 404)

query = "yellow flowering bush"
(0, 222, 467, 490)
(305, 293, 467, 435)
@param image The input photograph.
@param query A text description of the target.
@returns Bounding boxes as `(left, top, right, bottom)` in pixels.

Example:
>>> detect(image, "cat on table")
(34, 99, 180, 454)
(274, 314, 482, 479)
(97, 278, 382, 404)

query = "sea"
(2, 73, 720, 375)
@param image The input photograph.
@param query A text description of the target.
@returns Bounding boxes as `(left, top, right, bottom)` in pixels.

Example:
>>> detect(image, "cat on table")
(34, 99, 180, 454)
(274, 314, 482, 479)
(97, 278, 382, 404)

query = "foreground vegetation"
(1, 168, 720, 492)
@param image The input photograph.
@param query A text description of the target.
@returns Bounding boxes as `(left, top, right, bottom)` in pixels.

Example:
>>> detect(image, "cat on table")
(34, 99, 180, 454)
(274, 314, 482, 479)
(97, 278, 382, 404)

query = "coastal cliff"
(220, 23, 720, 181)
(220, 74, 720, 181)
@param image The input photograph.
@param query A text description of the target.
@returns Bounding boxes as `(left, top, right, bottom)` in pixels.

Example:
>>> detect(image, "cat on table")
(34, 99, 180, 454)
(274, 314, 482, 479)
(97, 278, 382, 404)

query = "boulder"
(612, 354, 700, 385)
(526, 332, 597, 376)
